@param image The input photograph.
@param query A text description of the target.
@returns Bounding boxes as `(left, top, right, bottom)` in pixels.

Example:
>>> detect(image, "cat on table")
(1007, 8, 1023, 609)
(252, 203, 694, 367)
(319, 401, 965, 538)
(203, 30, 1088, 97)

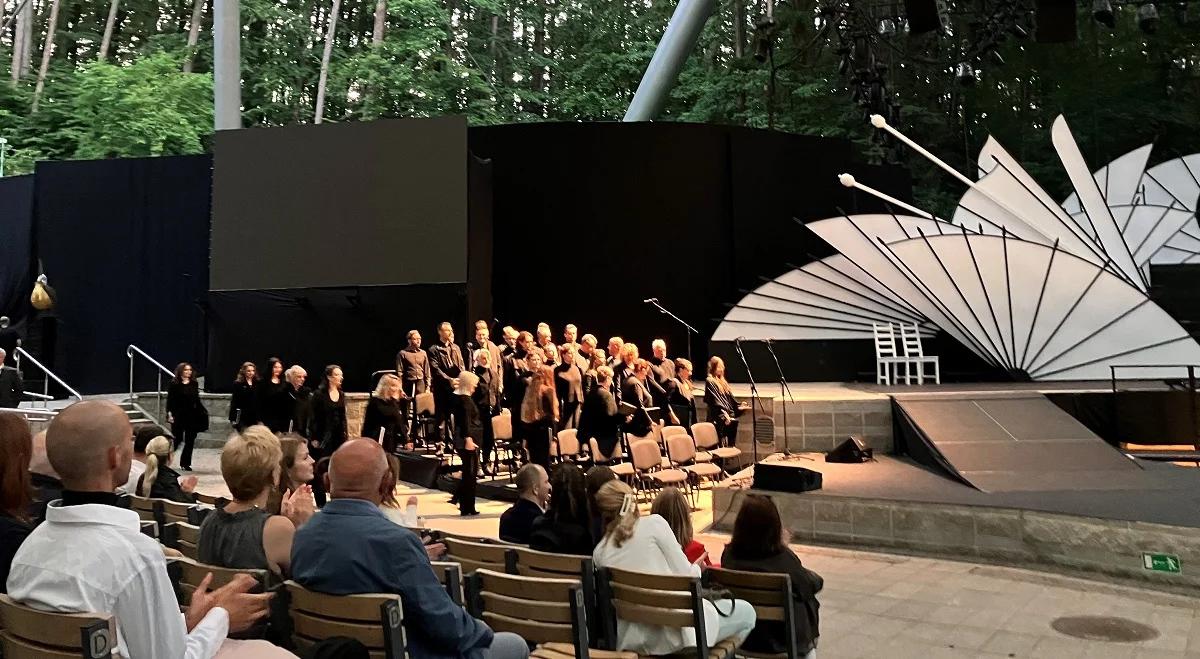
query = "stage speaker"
(1035, 0, 1077, 42)
(826, 435, 874, 463)
(753, 462, 823, 493)
(905, 0, 943, 33)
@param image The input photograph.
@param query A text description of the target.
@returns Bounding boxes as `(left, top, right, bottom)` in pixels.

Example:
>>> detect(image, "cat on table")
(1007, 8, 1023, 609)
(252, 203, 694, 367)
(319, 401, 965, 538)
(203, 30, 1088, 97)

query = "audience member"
(285, 365, 312, 436)
(230, 361, 260, 432)
(380, 454, 420, 527)
(291, 439, 529, 659)
(450, 371, 482, 516)
(309, 364, 348, 507)
(167, 362, 206, 470)
(498, 464, 549, 544)
(7, 400, 288, 658)
(267, 434, 315, 516)
(258, 357, 293, 434)
(0, 348, 22, 410)
(520, 365, 558, 470)
(137, 435, 198, 503)
(200, 426, 311, 575)
(577, 366, 621, 461)
(704, 356, 744, 448)
(0, 412, 32, 592)
(362, 373, 407, 454)
(28, 429, 63, 523)
(529, 464, 592, 555)
(120, 424, 164, 496)
(721, 494, 823, 658)
(592, 480, 755, 655)
(554, 344, 583, 431)
(651, 486, 709, 566)
(584, 465, 616, 546)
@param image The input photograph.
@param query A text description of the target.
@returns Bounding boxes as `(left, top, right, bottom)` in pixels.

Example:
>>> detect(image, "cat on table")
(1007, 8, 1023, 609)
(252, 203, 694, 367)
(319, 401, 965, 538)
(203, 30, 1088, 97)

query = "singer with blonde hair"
(592, 480, 755, 655)
(361, 373, 407, 453)
(136, 435, 198, 503)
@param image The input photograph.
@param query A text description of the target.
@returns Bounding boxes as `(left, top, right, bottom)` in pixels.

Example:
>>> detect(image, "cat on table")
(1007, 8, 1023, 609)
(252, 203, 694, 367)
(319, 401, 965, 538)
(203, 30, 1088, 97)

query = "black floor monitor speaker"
(396, 450, 441, 488)
(826, 435, 874, 463)
(753, 462, 823, 493)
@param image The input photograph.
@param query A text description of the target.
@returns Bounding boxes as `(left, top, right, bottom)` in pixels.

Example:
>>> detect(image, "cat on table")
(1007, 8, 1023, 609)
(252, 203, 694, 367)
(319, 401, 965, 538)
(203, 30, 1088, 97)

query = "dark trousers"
(456, 447, 478, 513)
(719, 419, 739, 448)
(171, 424, 198, 469)
(557, 401, 580, 432)
(403, 380, 426, 444)
(479, 407, 496, 471)
(433, 389, 454, 446)
(526, 420, 553, 470)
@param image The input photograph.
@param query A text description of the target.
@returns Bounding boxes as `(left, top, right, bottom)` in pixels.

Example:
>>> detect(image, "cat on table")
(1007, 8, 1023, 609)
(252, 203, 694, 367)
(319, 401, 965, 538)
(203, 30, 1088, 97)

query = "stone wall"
(697, 396, 893, 456)
(713, 487, 1200, 593)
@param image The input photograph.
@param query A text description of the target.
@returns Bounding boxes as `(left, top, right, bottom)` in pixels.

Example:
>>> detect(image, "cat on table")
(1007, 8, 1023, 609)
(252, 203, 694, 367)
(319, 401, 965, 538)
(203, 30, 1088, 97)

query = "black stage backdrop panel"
(0, 175, 35, 327)
(211, 117, 469, 291)
(206, 284, 467, 393)
(34, 155, 211, 394)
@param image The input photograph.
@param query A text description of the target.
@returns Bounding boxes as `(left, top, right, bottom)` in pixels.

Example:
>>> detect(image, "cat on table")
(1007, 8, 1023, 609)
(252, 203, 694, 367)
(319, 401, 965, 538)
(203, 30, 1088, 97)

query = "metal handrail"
(127, 344, 176, 415)
(15, 347, 82, 401)
(22, 391, 52, 400)
(0, 407, 56, 419)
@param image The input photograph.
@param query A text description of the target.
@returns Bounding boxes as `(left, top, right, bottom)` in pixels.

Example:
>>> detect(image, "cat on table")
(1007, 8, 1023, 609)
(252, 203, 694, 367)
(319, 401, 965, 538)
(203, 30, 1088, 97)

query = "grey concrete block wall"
(696, 396, 893, 456)
(713, 487, 1200, 593)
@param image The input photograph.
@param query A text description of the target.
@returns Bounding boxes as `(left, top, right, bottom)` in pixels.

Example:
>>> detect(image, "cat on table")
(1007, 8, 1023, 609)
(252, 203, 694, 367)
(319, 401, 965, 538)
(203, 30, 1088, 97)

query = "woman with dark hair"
(704, 357, 745, 448)
(308, 365, 347, 507)
(258, 357, 292, 433)
(584, 465, 616, 546)
(521, 364, 559, 470)
(578, 366, 622, 462)
(721, 494, 823, 658)
(554, 344, 584, 431)
(529, 464, 592, 555)
(166, 362, 205, 471)
(229, 361, 260, 431)
(0, 412, 33, 592)
(665, 358, 698, 429)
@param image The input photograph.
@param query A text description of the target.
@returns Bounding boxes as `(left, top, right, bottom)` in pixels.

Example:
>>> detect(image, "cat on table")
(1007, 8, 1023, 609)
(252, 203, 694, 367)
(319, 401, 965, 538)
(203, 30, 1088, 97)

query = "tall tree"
(32, 0, 63, 111)
(99, 0, 121, 61)
(314, 0, 341, 123)
(372, 0, 386, 45)
(182, 0, 207, 72)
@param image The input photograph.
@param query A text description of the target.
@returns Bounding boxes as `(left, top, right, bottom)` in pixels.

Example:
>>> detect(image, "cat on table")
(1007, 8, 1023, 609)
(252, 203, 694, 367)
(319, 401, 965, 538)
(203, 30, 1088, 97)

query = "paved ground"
(189, 448, 1200, 658)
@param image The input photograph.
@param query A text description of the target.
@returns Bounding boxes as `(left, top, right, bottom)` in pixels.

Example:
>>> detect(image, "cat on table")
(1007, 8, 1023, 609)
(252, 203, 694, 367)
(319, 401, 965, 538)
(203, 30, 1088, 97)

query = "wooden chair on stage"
(491, 412, 523, 479)
(0, 594, 116, 659)
(899, 323, 940, 385)
(591, 438, 634, 479)
(412, 391, 438, 449)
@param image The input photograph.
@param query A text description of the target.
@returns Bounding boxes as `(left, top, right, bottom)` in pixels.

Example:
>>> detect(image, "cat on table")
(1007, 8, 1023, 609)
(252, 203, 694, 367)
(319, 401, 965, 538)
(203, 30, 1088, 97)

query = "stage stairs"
(892, 393, 1151, 493)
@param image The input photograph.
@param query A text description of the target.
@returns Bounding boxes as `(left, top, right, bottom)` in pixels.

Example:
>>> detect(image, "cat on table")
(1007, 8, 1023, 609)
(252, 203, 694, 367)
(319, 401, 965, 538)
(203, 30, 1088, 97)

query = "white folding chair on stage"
(491, 411, 519, 477)
(872, 322, 910, 385)
(899, 323, 940, 385)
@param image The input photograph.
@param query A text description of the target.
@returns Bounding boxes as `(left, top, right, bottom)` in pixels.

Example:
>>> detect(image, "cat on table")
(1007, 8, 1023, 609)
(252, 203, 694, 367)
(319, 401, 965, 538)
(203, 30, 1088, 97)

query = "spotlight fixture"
(1137, 2, 1160, 32)
(1092, 0, 1115, 27)
(955, 62, 976, 86)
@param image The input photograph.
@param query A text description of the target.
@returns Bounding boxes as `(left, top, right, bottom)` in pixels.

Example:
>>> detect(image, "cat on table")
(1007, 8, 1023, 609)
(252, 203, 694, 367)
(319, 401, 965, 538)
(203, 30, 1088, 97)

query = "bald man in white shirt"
(6, 400, 293, 659)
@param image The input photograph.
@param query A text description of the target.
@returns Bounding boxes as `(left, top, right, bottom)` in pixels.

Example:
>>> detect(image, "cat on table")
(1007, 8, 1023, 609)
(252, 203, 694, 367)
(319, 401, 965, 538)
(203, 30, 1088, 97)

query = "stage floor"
(724, 452, 1200, 528)
(723, 379, 1179, 401)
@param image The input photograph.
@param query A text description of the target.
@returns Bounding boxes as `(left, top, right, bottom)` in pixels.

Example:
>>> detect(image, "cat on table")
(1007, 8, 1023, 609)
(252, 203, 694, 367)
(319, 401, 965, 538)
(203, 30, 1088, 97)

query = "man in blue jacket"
(291, 439, 529, 659)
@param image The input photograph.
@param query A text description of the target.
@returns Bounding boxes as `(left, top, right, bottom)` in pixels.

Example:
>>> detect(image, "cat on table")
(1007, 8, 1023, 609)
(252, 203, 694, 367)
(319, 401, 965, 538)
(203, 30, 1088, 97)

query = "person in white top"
(6, 400, 295, 659)
(592, 480, 756, 655)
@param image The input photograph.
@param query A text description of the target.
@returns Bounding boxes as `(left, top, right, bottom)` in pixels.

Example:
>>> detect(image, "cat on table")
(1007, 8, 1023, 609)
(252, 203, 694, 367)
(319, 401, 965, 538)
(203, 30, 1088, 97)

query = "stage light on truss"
(1137, 2, 1160, 32)
(1092, 0, 1116, 27)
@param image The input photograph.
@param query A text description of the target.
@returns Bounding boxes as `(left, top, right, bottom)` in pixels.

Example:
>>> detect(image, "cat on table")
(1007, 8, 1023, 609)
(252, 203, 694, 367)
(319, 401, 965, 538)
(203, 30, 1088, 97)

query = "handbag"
(195, 401, 210, 432)
(699, 585, 737, 617)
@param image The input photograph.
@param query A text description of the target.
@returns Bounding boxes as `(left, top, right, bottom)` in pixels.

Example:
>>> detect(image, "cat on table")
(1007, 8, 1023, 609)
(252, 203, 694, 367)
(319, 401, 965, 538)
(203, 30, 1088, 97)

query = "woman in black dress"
(451, 371, 482, 516)
(704, 356, 744, 448)
(520, 364, 559, 470)
(229, 362, 259, 431)
(362, 373, 406, 453)
(554, 344, 584, 431)
(308, 365, 347, 507)
(577, 365, 622, 461)
(665, 358, 698, 429)
(166, 362, 205, 471)
(257, 357, 292, 433)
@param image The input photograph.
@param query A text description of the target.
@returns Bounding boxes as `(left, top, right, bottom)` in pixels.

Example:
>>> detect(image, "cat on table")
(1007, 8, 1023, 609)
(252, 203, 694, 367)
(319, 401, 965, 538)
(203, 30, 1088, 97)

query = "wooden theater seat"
(286, 581, 406, 659)
(597, 567, 739, 659)
(705, 568, 800, 659)
(0, 594, 117, 659)
(443, 537, 517, 574)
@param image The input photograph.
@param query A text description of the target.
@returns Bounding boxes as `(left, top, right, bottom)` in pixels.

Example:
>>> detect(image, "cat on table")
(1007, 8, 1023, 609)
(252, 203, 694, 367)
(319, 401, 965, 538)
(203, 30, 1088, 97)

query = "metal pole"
(0, 138, 7, 176)
(212, 0, 241, 130)
(623, 0, 717, 122)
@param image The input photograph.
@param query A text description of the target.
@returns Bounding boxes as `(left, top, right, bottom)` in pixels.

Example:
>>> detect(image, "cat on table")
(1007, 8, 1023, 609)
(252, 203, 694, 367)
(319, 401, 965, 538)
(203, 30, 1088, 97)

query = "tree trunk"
(314, 0, 340, 124)
(489, 13, 498, 58)
(99, 0, 120, 61)
(444, 0, 456, 58)
(32, 0, 62, 111)
(10, 0, 25, 83)
(371, 0, 385, 45)
(20, 0, 33, 77)
(182, 0, 206, 72)
(733, 0, 744, 57)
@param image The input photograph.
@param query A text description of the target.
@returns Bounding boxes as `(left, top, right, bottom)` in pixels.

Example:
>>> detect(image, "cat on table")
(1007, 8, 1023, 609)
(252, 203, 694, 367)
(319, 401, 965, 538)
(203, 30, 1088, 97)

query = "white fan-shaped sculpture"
(713, 114, 1200, 380)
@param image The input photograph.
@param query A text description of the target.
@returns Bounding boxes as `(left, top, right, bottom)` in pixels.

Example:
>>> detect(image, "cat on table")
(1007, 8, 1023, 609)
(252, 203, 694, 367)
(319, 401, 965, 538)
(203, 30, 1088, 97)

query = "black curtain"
(0, 175, 35, 335)
(34, 155, 211, 394)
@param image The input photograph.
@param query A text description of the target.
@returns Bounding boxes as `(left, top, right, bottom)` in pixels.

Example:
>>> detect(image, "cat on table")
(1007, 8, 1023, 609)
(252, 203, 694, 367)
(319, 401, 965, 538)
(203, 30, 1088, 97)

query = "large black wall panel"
(0, 175, 35, 329)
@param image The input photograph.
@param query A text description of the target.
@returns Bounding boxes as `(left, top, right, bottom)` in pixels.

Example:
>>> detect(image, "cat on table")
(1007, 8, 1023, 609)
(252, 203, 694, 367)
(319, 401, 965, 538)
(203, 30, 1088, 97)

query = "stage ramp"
(894, 394, 1144, 493)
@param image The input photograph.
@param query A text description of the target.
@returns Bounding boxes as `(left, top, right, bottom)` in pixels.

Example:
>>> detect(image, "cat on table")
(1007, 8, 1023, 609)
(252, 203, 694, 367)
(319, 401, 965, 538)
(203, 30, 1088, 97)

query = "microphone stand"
(763, 339, 810, 461)
(645, 298, 699, 365)
(732, 338, 766, 467)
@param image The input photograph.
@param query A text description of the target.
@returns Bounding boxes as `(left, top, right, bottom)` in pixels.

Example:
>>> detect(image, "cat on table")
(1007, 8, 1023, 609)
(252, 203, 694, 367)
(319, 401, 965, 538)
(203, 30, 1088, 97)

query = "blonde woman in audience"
(198, 426, 313, 575)
(651, 486, 710, 566)
(267, 434, 315, 515)
(137, 435, 198, 503)
(592, 480, 755, 655)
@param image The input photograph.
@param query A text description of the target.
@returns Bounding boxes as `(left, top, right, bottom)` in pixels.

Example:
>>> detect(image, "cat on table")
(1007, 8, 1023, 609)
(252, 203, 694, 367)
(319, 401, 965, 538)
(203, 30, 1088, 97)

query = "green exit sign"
(1142, 553, 1182, 574)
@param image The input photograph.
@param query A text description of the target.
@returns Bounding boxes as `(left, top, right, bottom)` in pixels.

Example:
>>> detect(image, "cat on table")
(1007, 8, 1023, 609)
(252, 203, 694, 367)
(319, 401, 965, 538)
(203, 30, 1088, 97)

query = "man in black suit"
(428, 322, 465, 448)
(647, 339, 678, 424)
(0, 348, 22, 410)
(498, 464, 549, 544)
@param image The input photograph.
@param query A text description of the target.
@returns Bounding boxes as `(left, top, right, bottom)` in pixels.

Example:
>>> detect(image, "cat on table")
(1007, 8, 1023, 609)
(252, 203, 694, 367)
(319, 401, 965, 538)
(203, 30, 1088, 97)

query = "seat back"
(443, 537, 516, 575)
(899, 323, 925, 358)
(597, 567, 708, 658)
(169, 521, 201, 560)
(691, 422, 720, 450)
(466, 569, 587, 652)
(195, 492, 228, 507)
(492, 412, 513, 441)
(629, 438, 662, 472)
(556, 429, 581, 458)
(415, 391, 436, 416)
(662, 425, 689, 440)
(588, 437, 621, 463)
(706, 567, 797, 658)
(872, 322, 898, 358)
(286, 581, 406, 659)
(129, 495, 159, 523)
(0, 594, 116, 659)
(429, 561, 465, 606)
(665, 432, 697, 465)
(161, 499, 195, 526)
(175, 556, 270, 602)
